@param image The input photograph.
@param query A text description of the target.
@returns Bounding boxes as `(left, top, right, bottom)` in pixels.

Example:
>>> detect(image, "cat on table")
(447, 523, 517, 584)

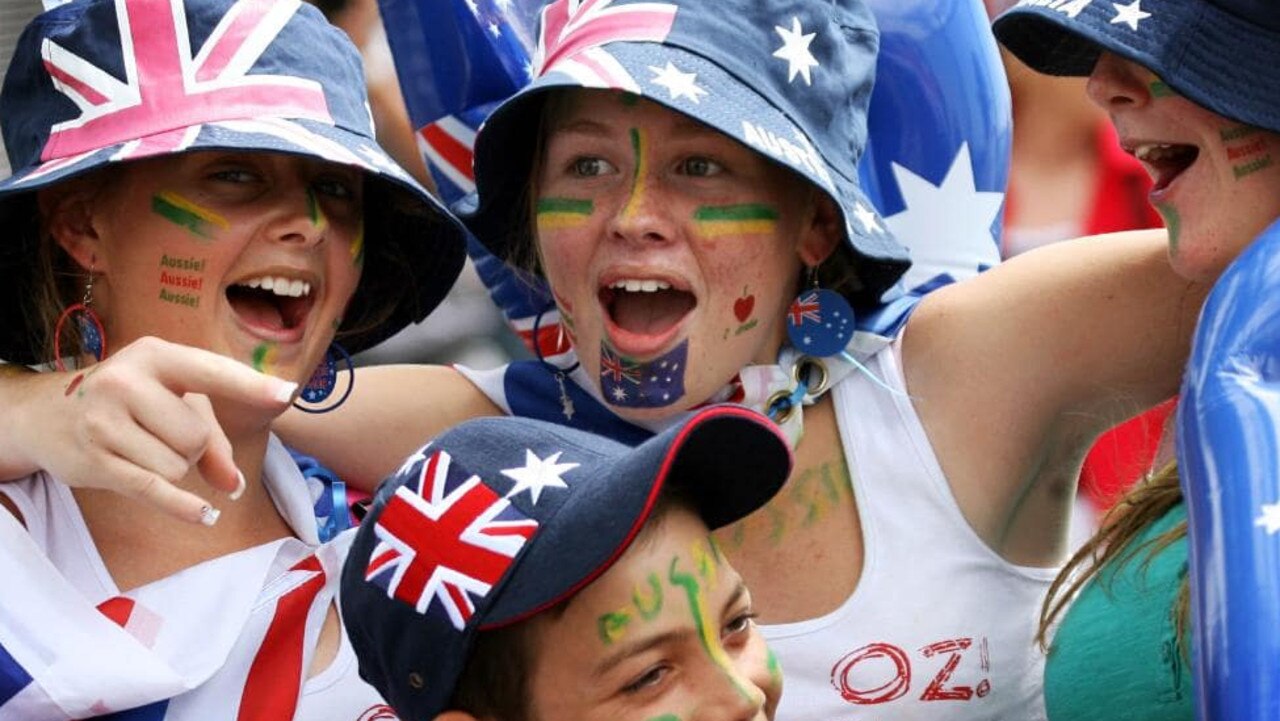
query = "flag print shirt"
(0, 435, 396, 721)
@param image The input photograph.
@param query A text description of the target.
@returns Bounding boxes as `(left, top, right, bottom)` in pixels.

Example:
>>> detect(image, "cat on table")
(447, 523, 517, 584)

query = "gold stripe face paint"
(251, 342, 280, 374)
(350, 221, 365, 267)
(622, 127, 648, 219)
(306, 188, 329, 232)
(151, 192, 229, 240)
(537, 197, 595, 232)
(693, 204, 779, 237)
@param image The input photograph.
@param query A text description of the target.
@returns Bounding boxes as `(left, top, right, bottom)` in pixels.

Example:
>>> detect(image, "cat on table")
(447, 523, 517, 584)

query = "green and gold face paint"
(251, 342, 280, 375)
(350, 221, 365, 268)
(693, 204, 779, 237)
(667, 546, 754, 702)
(622, 127, 648, 220)
(537, 197, 595, 232)
(306, 188, 329, 232)
(152, 192, 229, 241)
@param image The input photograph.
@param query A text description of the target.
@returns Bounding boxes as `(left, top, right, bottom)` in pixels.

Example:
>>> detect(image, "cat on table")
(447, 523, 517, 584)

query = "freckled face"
(1087, 52, 1280, 282)
(535, 90, 820, 421)
(82, 151, 363, 386)
(526, 506, 781, 721)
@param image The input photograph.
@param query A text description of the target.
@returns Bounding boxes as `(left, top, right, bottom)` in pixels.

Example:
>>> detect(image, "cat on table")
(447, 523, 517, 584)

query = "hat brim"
(993, 2, 1280, 134)
(0, 118, 466, 364)
(481, 404, 790, 629)
(461, 41, 909, 308)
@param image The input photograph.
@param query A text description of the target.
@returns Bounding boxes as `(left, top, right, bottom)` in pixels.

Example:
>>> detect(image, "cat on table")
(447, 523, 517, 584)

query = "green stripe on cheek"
(152, 192, 229, 240)
(536, 197, 594, 229)
(693, 204, 779, 236)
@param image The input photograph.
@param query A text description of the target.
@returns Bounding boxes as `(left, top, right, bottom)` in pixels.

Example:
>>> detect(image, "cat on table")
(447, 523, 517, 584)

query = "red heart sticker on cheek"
(734, 294, 755, 322)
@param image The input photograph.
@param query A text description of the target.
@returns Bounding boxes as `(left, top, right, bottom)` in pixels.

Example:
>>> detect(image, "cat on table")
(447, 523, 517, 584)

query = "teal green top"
(1045, 502, 1193, 721)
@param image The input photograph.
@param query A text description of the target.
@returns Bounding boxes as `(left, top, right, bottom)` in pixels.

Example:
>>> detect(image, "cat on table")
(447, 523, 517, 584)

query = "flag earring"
(293, 342, 355, 414)
(54, 265, 106, 371)
(785, 266, 855, 358)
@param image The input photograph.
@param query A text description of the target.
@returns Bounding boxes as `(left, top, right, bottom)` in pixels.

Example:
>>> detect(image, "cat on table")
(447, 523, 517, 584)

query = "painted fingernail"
(200, 505, 221, 526)
(229, 470, 246, 501)
(273, 381, 298, 404)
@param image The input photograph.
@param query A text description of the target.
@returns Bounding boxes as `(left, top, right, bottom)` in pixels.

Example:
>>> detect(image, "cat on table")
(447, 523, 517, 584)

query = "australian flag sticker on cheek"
(600, 340, 688, 408)
(787, 289, 854, 357)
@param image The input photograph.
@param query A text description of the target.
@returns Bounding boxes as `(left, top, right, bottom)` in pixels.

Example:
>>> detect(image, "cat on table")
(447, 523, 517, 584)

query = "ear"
(796, 192, 842, 268)
(38, 182, 106, 273)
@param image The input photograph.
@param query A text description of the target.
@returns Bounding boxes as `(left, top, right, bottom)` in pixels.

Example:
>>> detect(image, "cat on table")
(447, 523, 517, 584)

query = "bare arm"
(904, 229, 1205, 565)
(273, 363, 503, 491)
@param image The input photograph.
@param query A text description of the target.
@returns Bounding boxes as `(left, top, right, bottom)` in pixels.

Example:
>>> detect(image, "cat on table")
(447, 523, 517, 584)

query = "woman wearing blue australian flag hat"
(0, 0, 467, 717)
(0, 0, 1215, 719)
(994, 1, 1280, 720)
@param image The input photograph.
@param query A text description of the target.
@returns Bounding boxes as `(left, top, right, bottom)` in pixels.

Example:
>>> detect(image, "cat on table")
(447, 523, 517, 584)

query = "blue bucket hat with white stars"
(458, 0, 911, 309)
(994, 0, 1280, 135)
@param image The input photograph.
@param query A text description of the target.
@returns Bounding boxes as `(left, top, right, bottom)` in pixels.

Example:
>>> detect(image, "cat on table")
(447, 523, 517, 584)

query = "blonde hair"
(1037, 461, 1189, 656)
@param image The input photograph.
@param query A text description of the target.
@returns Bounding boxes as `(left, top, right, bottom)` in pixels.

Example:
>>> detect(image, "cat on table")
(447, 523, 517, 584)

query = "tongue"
(610, 290, 694, 335)
(228, 289, 286, 331)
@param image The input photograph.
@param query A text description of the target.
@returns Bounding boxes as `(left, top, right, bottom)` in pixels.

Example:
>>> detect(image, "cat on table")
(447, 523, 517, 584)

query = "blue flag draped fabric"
(377, 0, 1009, 437)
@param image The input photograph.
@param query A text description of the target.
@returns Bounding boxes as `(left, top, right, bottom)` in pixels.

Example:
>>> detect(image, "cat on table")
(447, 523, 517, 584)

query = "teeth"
(239, 276, 312, 298)
(610, 279, 672, 292)
(1135, 143, 1180, 162)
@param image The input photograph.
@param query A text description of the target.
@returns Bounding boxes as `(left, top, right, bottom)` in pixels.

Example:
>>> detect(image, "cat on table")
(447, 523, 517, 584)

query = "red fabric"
(1007, 121, 1170, 512)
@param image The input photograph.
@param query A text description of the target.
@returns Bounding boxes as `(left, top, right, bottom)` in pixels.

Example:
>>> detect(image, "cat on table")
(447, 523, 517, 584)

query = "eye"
(621, 664, 670, 695)
(312, 176, 359, 200)
(571, 156, 616, 177)
(209, 168, 259, 184)
(722, 611, 757, 641)
(679, 156, 723, 177)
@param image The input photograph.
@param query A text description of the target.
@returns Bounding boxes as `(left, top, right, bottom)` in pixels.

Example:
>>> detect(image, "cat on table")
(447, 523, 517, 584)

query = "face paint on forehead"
(600, 339, 687, 408)
(595, 571, 667, 647)
(536, 197, 595, 231)
(668, 553, 755, 703)
(693, 204, 780, 237)
(622, 127, 648, 220)
(151, 192, 229, 241)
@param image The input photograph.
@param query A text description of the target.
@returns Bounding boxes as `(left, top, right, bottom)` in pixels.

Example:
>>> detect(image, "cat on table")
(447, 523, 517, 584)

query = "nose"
(268, 185, 328, 248)
(1086, 50, 1152, 112)
(606, 131, 678, 246)
(692, 660, 768, 721)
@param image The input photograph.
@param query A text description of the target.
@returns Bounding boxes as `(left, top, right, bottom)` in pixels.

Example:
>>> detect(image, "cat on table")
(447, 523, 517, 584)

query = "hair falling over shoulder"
(1037, 461, 1190, 657)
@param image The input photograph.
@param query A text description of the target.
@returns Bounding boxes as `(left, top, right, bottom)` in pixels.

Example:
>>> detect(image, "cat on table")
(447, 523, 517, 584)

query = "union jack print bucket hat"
(340, 405, 790, 721)
(459, 0, 911, 308)
(994, 0, 1280, 135)
(0, 0, 467, 364)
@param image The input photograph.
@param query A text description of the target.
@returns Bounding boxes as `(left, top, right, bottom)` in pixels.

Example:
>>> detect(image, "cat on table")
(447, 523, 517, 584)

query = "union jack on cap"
(0, 0, 467, 364)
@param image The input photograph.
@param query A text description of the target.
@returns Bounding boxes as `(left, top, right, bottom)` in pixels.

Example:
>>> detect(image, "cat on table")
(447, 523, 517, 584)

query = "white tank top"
(764, 343, 1055, 721)
(0, 436, 394, 720)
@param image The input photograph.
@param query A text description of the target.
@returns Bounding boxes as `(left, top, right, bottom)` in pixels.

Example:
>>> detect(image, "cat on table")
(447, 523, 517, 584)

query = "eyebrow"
(590, 578, 749, 679)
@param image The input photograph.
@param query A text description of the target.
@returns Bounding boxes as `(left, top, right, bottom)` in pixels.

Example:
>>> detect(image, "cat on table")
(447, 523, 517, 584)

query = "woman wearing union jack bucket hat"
(0, 0, 1218, 719)
(0, 0, 465, 717)
(993, 2, 1280, 720)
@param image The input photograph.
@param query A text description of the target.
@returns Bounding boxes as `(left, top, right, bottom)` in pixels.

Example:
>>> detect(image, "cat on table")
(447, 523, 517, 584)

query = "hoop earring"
(785, 265, 856, 358)
(292, 342, 354, 414)
(54, 269, 106, 372)
(533, 303, 580, 421)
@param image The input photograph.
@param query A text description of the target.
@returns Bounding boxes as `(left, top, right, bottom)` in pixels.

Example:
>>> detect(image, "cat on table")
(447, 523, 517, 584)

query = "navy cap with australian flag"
(458, 0, 912, 309)
(339, 405, 791, 721)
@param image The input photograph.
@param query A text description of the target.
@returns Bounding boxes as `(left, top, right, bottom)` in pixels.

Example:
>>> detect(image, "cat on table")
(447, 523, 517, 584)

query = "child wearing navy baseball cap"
(340, 405, 791, 721)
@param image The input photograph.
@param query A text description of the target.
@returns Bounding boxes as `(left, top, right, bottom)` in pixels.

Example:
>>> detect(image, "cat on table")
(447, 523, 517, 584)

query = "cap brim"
(993, 2, 1280, 134)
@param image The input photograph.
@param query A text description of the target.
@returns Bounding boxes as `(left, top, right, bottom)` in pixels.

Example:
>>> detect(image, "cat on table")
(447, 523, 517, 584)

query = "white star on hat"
(501, 450, 579, 504)
(852, 203, 882, 234)
(1256, 502, 1280, 535)
(1111, 0, 1152, 31)
(772, 17, 819, 86)
(649, 62, 707, 103)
